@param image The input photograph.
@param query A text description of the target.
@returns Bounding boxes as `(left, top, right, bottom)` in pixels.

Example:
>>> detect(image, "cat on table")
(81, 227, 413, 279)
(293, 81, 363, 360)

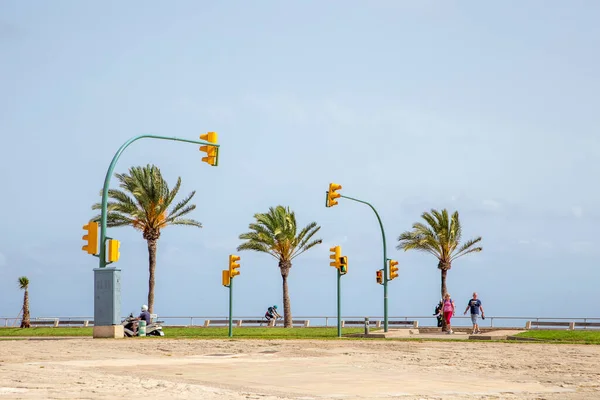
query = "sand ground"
(0, 337, 599, 399)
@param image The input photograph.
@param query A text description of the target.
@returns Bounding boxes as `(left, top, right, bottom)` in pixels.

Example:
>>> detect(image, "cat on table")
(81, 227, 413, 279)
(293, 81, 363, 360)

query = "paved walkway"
(350, 328, 526, 340)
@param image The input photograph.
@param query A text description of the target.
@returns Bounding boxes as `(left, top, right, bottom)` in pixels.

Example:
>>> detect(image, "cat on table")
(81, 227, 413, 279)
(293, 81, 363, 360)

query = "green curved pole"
(338, 194, 389, 332)
(98, 134, 219, 269)
(96, 134, 219, 328)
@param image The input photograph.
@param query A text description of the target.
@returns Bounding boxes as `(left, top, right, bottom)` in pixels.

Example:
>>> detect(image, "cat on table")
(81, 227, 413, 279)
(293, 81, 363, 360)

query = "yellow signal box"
(222, 270, 231, 287)
(199, 131, 218, 166)
(389, 259, 399, 280)
(229, 254, 241, 278)
(326, 183, 342, 207)
(329, 246, 341, 269)
(82, 221, 99, 255)
(376, 270, 383, 284)
(107, 239, 121, 262)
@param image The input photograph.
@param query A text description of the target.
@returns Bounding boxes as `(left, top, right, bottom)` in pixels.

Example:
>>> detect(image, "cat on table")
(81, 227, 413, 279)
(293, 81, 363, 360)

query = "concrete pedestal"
(93, 325, 124, 339)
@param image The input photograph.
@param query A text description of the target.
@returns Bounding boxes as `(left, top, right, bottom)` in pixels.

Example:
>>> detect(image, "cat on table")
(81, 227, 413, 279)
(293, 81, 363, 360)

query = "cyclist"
(265, 305, 281, 322)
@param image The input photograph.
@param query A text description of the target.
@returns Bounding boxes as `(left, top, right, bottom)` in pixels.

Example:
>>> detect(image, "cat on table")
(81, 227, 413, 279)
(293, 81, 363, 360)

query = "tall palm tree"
(397, 209, 482, 300)
(18, 276, 30, 328)
(92, 164, 201, 313)
(237, 205, 322, 328)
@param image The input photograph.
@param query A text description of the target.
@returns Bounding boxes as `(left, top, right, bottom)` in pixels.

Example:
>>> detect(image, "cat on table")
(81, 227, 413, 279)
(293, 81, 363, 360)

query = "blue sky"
(1, 1, 599, 322)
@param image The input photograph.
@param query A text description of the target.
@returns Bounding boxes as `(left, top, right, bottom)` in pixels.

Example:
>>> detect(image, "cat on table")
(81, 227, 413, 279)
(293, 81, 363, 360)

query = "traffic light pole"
(228, 278, 233, 338)
(337, 268, 342, 338)
(337, 194, 389, 332)
(95, 134, 219, 337)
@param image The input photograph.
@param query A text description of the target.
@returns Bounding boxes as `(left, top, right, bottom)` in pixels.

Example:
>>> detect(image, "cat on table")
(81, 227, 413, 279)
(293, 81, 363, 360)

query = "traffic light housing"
(107, 239, 120, 263)
(229, 254, 241, 278)
(389, 259, 399, 280)
(222, 270, 231, 287)
(82, 221, 99, 255)
(329, 246, 341, 269)
(199, 131, 218, 166)
(376, 270, 383, 285)
(326, 183, 342, 207)
(339, 256, 348, 275)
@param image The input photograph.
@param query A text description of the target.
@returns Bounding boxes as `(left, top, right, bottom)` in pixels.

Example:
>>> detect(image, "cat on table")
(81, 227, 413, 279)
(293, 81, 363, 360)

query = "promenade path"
(0, 337, 598, 399)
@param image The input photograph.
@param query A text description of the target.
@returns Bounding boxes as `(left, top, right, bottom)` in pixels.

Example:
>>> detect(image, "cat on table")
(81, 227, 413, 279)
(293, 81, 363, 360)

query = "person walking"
(442, 293, 455, 334)
(464, 292, 485, 334)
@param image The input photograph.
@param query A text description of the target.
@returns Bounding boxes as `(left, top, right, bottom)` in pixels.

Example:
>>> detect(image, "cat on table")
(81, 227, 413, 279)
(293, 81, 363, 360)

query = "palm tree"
(397, 209, 482, 301)
(92, 164, 201, 313)
(237, 206, 322, 328)
(18, 276, 30, 328)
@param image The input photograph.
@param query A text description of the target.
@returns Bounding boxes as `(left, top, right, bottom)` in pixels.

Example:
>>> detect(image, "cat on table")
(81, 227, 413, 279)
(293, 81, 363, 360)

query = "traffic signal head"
(376, 270, 383, 285)
(326, 183, 342, 207)
(82, 221, 99, 255)
(389, 259, 399, 280)
(339, 256, 348, 275)
(199, 131, 218, 166)
(329, 246, 341, 268)
(222, 270, 231, 287)
(107, 239, 120, 263)
(229, 254, 241, 278)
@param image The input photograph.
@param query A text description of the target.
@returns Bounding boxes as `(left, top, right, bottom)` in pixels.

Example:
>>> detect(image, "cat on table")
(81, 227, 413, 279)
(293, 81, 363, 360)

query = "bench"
(575, 322, 600, 329)
(525, 321, 574, 330)
(203, 319, 242, 327)
(239, 319, 275, 327)
(388, 320, 419, 328)
(238, 319, 309, 327)
(341, 320, 381, 328)
(290, 319, 310, 327)
(57, 320, 93, 327)
(30, 319, 59, 327)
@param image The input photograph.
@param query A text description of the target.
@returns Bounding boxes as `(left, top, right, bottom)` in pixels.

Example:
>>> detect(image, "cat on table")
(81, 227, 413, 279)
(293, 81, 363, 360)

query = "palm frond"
(451, 237, 483, 260)
(18, 276, 29, 290)
(238, 205, 321, 262)
(89, 164, 200, 234)
(236, 241, 278, 259)
(168, 218, 202, 227)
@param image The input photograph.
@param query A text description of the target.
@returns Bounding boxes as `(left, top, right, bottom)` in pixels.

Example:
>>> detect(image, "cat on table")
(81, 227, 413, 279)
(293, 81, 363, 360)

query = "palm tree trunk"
(21, 289, 30, 328)
(440, 269, 448, 331)
(440, 268, 448, 299)
(280, 260, 292, 328)
(147, 239, 157, 314)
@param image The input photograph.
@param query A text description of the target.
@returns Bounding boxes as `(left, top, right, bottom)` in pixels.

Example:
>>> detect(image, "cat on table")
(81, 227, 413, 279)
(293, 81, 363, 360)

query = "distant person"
(464, 292, 485, 334)
(133, 304, 152, 334)
(442, 293, 455, 334)
(433, 300, 443, 327)
(264, 305, 281, 322)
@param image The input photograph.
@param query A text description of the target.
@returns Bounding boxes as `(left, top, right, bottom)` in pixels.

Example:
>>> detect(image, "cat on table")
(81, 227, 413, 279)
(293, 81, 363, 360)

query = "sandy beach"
(0, 337, 599, 399)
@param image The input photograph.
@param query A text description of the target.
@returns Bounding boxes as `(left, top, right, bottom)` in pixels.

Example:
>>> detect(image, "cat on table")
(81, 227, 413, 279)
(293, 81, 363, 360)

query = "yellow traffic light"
(229, 254, 241, 278)
(389, 259, 399, 280)
(82, 221, 99, 255)
(199, 131, 218, 166)
(376, 270, 383, 285)
(222, 270, 231, 287)
(107, 239, 120, 263)
(329, 246, 341, 268)
(339, 256, 348, 275)
(326, 183, 342, 207)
